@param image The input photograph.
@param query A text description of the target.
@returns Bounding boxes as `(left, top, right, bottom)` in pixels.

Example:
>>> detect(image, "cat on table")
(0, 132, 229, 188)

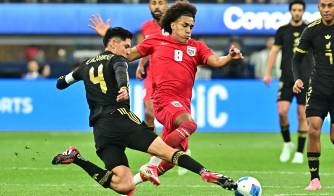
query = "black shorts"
(305, 77, 334, 122)
(277, 79, 307, 105)
(93, 108, 158, 170)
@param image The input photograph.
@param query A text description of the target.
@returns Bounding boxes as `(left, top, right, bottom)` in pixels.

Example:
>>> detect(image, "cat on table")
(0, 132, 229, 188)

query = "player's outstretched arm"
(56, 67, 81, 90)
(88, 15, 143, 62)
(263, 45, 280, 85)
(206, 45, 243, 67)
(56, 72, 78, 90)
(88, 14, 110, 37)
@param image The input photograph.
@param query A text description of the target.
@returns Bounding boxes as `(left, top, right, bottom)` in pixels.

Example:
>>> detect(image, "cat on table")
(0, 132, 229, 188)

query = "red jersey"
(136, 34, 213, 102)
(141, 19, 163, 38)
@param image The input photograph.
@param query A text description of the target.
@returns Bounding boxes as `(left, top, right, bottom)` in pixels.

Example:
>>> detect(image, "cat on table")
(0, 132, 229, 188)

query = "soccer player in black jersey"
(264, 0, 313, 164)
(293, 0, 334, 191)
(51, 27, 237, 195)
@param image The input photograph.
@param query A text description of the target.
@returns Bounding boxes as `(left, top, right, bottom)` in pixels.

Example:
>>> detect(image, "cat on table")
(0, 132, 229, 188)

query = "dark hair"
(103, 27, 133, 47)
(161, 1, 197, 34)
(289, 0, 305, 11)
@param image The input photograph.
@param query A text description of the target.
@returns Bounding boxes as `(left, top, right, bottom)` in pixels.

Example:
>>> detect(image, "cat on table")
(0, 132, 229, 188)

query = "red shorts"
(154, 97, 191, 151)
(143, 70, 153, 102)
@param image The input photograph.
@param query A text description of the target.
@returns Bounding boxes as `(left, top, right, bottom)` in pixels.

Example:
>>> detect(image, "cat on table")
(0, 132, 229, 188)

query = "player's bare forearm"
(265, 46, 280, 75)
(206, 54, 235, 67)
(207, 46, 243, 67)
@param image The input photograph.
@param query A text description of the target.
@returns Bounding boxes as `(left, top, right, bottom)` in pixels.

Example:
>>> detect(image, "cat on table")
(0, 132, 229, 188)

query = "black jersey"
(295, 19, 334, 80)
(274, 22, 313, 81)
(70, 51, 130, 125)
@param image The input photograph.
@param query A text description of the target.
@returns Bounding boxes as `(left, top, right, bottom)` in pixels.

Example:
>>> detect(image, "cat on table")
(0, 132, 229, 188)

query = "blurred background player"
(292, 0, 334, 190)
(263, 0, 313, 164)
(89, 1, 243, 186)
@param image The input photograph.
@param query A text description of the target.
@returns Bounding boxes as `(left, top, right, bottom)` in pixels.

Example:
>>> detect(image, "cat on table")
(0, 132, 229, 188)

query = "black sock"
(171, 150, 204, 174)
(74, 155, 113, 188)
(297, 130, 307, 153)
(307, 152, 320, 180)
(280, 125, 291, 142)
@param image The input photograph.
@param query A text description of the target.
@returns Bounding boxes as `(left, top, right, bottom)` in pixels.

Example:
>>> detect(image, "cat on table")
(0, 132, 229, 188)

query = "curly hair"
(161, 1, 197, 34)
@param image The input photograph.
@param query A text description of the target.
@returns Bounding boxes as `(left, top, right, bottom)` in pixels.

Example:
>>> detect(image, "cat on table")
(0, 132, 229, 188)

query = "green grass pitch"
(0, 132, 333, 196)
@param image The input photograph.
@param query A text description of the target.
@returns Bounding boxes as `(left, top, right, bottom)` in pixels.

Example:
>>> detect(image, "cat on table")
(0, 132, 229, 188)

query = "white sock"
(149, 156, 161, 166)
(133, 172, 144, 185)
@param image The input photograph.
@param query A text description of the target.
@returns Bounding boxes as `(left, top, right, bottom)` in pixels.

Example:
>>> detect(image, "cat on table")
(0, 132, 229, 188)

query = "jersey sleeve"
(112, 56, 129, 89)
(274, 27, 284, 47)
(295, 27, 312, 54)
(136, 37, 155, 57)
(197, 41, 214, 65)
(292, 27, 312, 81)
(72, 62, 84, 80)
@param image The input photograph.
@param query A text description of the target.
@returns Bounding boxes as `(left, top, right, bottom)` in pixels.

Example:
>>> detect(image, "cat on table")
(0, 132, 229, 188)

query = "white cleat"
(280, 142, 294, 162)
(291, 152, 304, 164)
(177, 149, 191, 176)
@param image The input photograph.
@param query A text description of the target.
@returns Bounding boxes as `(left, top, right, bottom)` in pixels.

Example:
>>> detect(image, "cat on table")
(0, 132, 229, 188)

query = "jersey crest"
(187, 46, 196, 57)
(171, 101, 183, 108)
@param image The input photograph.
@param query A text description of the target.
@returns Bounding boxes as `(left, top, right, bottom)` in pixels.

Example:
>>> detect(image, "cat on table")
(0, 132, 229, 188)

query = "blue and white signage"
(0, 4, 319, 35)
(0, 79, 330, 132)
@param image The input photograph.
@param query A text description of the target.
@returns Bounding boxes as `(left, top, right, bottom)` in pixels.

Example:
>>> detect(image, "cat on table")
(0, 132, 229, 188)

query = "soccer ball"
(235, 176, 262, 196)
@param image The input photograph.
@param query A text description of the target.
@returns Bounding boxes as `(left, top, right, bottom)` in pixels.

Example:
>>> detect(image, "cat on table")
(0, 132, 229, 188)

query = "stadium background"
(0, 1, 330, 132)
(1, 1, 334, 196)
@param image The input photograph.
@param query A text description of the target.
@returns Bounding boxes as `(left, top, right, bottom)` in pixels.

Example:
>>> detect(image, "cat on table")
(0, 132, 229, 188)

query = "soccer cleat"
(139, 165, 160, 186)
(52, 147, 79, 165)
(200, 171, 237, 191)
(305, 178, 321, 190)
(279, 142, 294, 162)
(177, 149, 191, 176)
(291, 152, 304, 164)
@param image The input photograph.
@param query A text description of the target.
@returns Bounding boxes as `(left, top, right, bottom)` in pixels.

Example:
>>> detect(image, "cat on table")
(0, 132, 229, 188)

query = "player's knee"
(179, 120, 197, 136)
(278, 108, 289, 117)
(308, 125, 321, 139)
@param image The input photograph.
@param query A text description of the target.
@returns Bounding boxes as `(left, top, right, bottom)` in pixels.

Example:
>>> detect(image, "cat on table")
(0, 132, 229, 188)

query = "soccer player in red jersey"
(89, 1, 243, 186)
(136, 0, 168, 133)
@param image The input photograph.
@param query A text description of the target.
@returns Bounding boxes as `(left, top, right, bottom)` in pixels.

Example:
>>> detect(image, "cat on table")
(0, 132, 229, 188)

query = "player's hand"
(88, 14, 110, 37)
(293, 79, 304, 94)
(116, 87, 129, 102)
(136, 65, 145, 80)
(229, 45, 244, 60)
(263, 74, 272, 85)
